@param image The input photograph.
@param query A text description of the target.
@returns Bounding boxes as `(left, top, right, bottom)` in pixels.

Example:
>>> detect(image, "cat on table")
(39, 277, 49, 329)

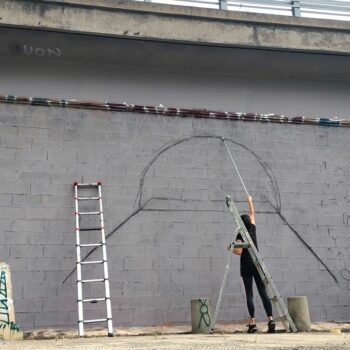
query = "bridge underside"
(1, 26, 350, 118)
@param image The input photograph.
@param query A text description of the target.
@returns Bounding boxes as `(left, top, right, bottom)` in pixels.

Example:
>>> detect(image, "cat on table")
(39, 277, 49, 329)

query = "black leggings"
(242, 271, 273, 318)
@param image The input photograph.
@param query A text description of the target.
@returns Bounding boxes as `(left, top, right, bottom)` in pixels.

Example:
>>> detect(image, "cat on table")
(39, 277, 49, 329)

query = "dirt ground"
(1, 322, 350, 350)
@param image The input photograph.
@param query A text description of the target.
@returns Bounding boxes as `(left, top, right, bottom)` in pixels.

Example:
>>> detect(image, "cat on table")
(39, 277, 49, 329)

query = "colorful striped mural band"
(0, 94, 349, 128)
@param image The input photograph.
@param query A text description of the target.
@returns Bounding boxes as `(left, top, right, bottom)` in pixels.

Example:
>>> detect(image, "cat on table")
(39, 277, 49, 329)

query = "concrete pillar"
(0, 262, 23, 340)
(191, 298, 212, 334)
(287, 296, 311, 332)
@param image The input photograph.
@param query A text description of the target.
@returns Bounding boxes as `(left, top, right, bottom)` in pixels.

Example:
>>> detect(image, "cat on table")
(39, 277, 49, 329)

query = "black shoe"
(267, 320, 275, 333)
(247, 324, 258, 333)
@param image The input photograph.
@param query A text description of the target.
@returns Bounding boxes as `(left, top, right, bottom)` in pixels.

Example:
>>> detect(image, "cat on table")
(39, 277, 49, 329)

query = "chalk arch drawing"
(134, 134, 281, 212)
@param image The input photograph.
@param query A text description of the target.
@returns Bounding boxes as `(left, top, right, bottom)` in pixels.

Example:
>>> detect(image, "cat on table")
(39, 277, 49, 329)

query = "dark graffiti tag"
(198, 299, 211, 329)
(340, 268, 350, 282)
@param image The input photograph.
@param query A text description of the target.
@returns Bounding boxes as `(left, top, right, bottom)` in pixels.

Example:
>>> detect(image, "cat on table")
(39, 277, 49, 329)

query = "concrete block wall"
(0, 102, 349, 330)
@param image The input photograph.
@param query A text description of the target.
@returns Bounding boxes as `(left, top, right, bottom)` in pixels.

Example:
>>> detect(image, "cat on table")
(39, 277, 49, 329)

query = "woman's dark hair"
(241, 214, 251, 230)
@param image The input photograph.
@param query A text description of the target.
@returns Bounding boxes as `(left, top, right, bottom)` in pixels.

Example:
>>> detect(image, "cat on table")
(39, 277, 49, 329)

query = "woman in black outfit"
(232, 195, 275, 334)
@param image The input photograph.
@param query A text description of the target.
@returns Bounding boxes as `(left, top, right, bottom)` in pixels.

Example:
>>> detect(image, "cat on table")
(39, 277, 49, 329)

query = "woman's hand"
(232, 240, 243, 256)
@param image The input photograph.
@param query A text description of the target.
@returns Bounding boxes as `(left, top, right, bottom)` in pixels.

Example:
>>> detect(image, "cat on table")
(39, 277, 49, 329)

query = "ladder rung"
(83, 298, 106, 303)
(77, 197, 100, 200)
(81, 278, 105, 283)
(80, 260, 104, 265)
(78, 211, 101, 215)
(233, 242, 250, 248)
(83, 318, 107, 324)
(78, 227, 102, 231)
(75, 182, 100, 187)
(79, 243, 103, 247)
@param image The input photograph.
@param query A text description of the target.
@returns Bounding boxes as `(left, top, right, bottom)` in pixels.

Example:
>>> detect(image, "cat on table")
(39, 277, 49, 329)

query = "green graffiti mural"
(0, 270, 20, 332)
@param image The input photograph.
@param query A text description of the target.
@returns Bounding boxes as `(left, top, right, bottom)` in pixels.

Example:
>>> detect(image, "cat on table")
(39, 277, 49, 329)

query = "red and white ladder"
(74, 182, 113, 337)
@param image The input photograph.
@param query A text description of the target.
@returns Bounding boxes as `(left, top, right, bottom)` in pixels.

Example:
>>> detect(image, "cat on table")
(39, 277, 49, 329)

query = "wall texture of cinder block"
(0, 101, 349, 330)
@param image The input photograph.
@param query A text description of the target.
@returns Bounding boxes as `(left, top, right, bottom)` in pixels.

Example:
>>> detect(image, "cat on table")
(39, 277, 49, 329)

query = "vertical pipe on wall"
(291, 0, 301, 16)
(219, 0, 228, 10)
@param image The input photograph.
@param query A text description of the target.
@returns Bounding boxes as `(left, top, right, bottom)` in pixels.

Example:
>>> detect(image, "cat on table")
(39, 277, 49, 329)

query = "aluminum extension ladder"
(74, 182, 113, 337)
(211, 195, 297, 333)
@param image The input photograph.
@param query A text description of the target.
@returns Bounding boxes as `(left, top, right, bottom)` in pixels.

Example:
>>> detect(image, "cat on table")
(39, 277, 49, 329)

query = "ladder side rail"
(98, 183, 114, 337)
(246, 240, 297, 332)
(255, 262, 283, 302)
(227, 195, 280, 291)
(272, 298, 292, 331)
(210, 250, 232, 331)
(74, 184, 85, 337)
(235, 223, 289, 318)
(226, 195, 297, 333)
(255, 262, 288, 310)
(226, 197, 262, 264)
(274, 302, 291, 331)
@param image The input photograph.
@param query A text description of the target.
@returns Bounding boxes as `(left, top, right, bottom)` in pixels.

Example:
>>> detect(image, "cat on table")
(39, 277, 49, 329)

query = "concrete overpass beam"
(1, 0, 350, 55)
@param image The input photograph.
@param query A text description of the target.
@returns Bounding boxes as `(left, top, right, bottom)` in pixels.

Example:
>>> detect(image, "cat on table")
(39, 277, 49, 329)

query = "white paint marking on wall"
(23, 45, 61, 58)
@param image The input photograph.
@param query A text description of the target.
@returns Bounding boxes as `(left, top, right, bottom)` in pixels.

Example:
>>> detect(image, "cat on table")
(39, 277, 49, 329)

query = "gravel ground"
(1, 332, 350, 350)
(1, 322, 349, 350)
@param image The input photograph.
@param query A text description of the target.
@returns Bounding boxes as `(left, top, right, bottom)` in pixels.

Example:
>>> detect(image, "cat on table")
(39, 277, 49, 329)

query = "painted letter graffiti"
(23, 45, 62, 58)
(0, 269, 20, 332)
(0, 271, 9, 326)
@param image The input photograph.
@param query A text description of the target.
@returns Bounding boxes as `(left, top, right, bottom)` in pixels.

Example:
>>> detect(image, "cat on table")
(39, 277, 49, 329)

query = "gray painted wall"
(0, 101, 349, 330)
(0, 28, 349, 331)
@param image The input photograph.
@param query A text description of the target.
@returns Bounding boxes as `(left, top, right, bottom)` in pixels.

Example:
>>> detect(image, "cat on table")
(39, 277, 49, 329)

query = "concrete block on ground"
(191, 298, 212, 334)
(288, 296, 311, 332)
